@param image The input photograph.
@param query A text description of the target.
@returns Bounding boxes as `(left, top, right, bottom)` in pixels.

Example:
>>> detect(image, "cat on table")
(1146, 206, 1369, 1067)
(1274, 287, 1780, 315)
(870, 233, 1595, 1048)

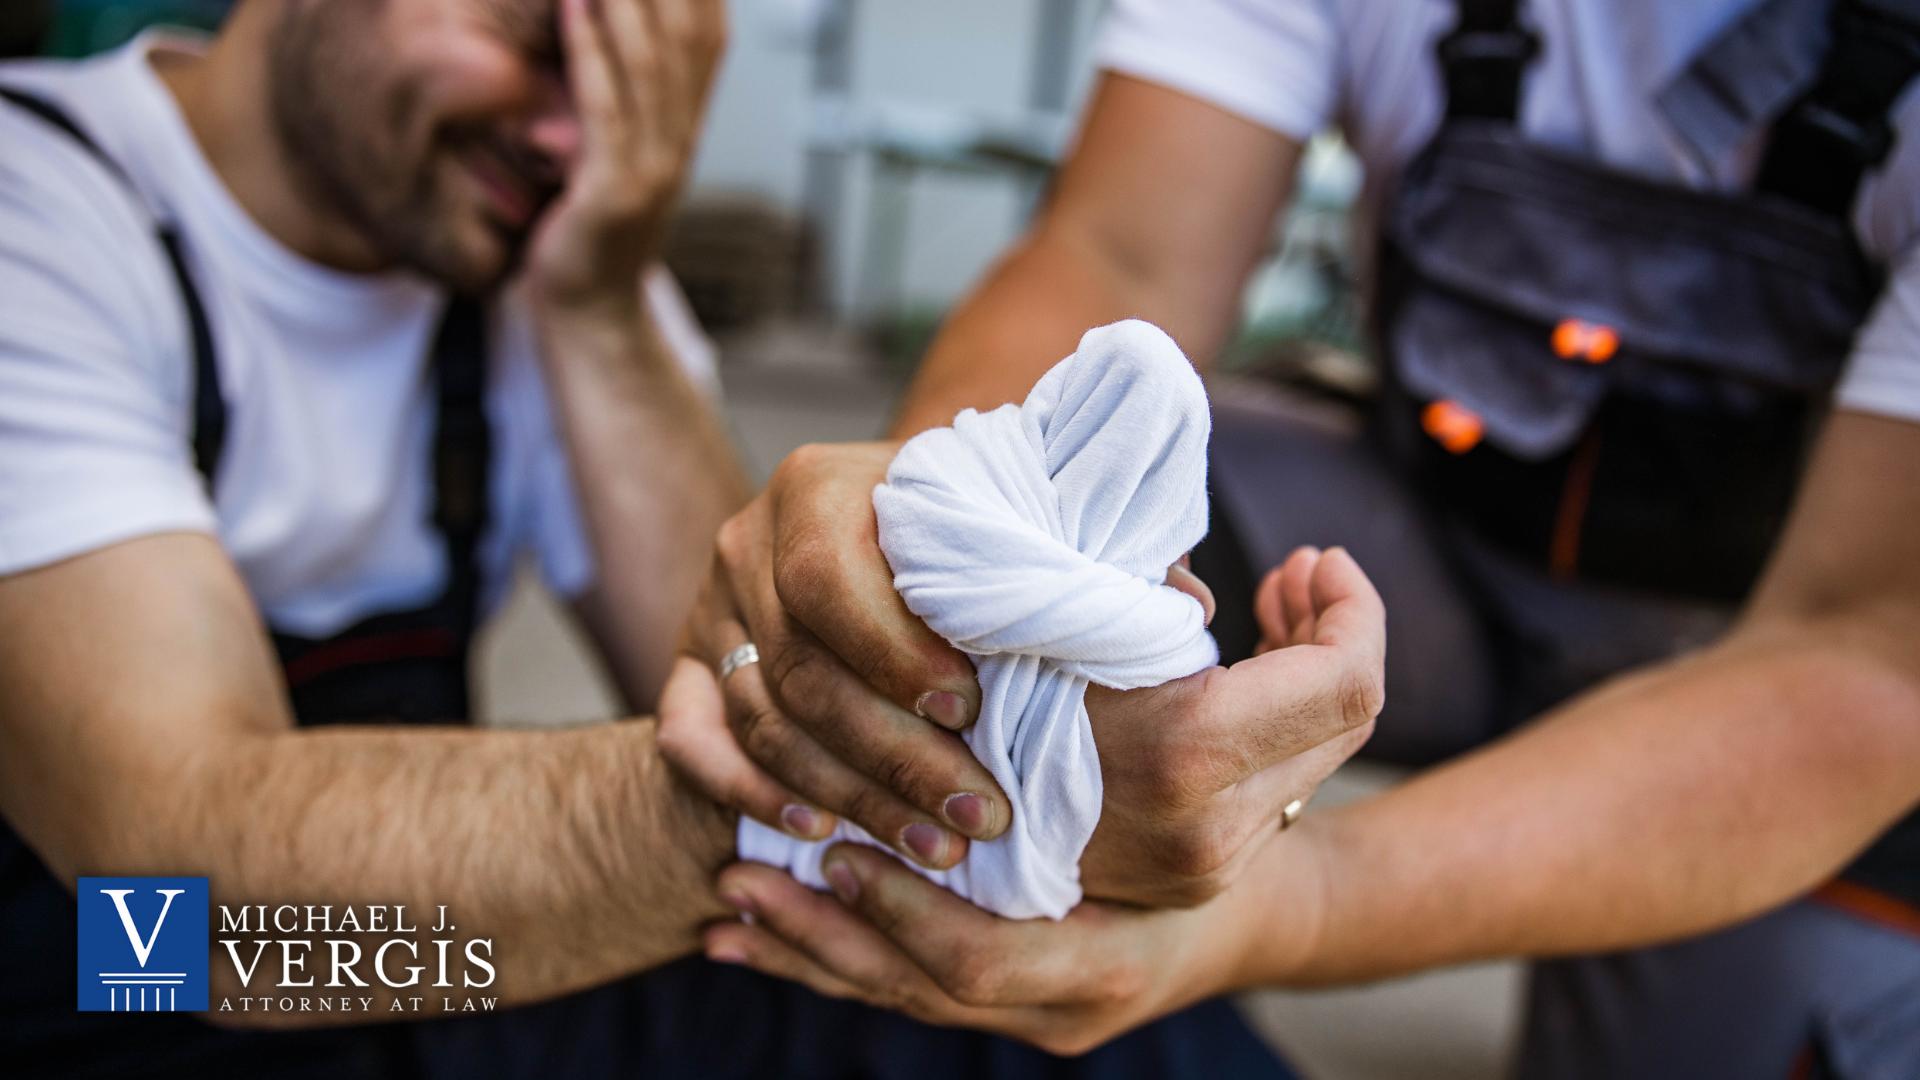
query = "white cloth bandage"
(737, 320, 1218, 919)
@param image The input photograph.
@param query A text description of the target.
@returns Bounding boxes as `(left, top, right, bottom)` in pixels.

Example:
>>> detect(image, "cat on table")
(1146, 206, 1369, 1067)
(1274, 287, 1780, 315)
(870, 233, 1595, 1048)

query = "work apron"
(0, 90, 1294, 1080)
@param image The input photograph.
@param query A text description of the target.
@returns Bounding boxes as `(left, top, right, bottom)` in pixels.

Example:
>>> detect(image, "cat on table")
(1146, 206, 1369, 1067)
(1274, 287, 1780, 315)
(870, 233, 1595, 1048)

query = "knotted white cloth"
(738, 320, 1217, 919)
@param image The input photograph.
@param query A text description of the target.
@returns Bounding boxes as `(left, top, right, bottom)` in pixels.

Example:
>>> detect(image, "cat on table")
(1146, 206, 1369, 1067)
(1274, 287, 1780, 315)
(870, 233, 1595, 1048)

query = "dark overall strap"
(268, 295, 492, 725)
(1438, 0, 1538, 121)
(430, 296, 492, 640)
(1756, 0, 1920, 216)
(0, 85, 227, 484)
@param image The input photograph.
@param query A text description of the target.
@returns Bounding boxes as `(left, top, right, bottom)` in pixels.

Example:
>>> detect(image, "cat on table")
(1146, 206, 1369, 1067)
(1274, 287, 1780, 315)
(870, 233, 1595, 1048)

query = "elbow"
(1732, 606, 1920, 805)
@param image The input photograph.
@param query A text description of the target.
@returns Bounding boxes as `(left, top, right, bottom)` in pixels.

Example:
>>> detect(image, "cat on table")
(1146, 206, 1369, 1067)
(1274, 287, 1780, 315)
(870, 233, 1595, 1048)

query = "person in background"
(667, 1, 1920, 1075)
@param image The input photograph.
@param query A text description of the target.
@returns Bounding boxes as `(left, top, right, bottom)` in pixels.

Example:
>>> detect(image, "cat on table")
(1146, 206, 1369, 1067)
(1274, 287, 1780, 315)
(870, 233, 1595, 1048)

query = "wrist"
(1212, 822, 1336, 991)
(608, 722, 738, 934)
(535, 298, 695, 404)
(536, 289, 647, 355)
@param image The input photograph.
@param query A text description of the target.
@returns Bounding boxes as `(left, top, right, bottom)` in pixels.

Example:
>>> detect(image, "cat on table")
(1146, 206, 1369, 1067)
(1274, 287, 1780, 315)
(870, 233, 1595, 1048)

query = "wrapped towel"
(738, 320, 1217, 919)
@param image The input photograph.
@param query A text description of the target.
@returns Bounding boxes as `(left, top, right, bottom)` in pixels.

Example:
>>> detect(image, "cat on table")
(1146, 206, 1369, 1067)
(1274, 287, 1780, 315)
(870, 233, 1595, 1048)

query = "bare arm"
(0, 533, 734, 1026)
(689, 411, 1920, 1056)
(892, 73, 1302, 435)
(1261, 409, 1920, 983)
(547, 300, 749, 711)
(529, 0, 746, 710)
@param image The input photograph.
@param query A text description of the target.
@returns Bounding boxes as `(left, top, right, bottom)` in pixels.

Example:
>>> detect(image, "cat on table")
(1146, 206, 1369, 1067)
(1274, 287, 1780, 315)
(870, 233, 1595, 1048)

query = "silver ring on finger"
(718, 642, 761, 683)
(1280, 798, 1307, 831)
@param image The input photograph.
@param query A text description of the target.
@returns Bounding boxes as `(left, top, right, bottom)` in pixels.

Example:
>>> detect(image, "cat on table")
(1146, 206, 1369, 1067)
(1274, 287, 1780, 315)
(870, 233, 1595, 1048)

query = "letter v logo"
(76, 877, 209, 1012)
(99, 888, 182, 968)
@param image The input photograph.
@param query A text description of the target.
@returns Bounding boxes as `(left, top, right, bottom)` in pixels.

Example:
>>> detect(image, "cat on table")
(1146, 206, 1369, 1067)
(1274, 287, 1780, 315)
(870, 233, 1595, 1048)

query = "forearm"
(542, 303, 750, 707)
(893, 223, 1153, 435)
(1233, 617, 1920, 988)
(893, 76, 1303, 438)
(893, 217, 1247, 438)
(100, 718, 734, 1023)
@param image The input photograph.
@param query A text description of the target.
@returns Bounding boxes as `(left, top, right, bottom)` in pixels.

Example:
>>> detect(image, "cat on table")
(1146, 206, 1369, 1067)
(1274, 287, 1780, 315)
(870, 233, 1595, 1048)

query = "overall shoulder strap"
(1439, 0, 1540, 122)
(0, 85, 228, 487)
(428, 296, 492, 631)
(1756, 0, 1920, 216)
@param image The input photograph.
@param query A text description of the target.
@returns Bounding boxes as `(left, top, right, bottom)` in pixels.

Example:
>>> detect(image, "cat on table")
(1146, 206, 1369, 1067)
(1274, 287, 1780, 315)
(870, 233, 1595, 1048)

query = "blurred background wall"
(9, 4, 1517, 1077)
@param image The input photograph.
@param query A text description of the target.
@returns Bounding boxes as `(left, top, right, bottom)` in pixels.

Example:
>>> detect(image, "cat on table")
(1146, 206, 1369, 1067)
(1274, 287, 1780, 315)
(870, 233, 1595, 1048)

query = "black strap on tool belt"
(1440, 0, 1920, 216)
(1438, 0, 1538, 121)
(1758, 0, 1920, 215)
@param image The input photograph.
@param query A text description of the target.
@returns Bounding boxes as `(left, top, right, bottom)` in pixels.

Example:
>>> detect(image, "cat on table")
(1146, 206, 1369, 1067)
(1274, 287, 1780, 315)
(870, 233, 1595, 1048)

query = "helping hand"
(699, 833, 1324, 1057)
(661, 437, 1379, 912)
(1080, 546, 1383, 907)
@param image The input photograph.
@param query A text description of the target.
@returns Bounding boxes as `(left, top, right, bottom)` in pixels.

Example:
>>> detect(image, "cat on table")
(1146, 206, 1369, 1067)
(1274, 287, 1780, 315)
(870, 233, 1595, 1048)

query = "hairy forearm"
(1235, 616, 1920, 988)
(542, 305, 750, 707)
(85, 718, 734, 1025)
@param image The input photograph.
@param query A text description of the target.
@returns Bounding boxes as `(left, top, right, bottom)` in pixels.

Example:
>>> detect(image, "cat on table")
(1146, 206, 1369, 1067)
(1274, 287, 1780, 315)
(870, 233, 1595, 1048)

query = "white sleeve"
(0, 124, 213, 577)
(1094, 0, 1341, 140)
(512, 267, 724, 602)
(1835, 246, 1920, 425)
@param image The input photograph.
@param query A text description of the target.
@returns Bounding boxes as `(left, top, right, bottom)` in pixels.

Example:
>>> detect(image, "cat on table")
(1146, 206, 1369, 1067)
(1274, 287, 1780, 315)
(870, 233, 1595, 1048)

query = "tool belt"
(1376, 0, 1916, 604)
(1372, 0, 1920, 907)
(1376, 122, 1879, 601)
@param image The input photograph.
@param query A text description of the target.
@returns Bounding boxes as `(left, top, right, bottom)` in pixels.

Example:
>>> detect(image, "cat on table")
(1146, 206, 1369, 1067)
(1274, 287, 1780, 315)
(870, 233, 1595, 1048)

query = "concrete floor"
(472, 338, 1524, 1080)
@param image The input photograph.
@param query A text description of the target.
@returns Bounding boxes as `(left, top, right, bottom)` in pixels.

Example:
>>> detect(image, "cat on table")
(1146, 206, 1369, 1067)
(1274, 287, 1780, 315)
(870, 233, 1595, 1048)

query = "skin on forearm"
(893, 74, 1301, 437)
(541, 301, 751, 709)
(893, 222, 1172, 437)
(1225, 617, 1920, 989)
(77, 719, 735, 1026)
(0, 535, 737, 1028)
(1218, 412, 1920, 988)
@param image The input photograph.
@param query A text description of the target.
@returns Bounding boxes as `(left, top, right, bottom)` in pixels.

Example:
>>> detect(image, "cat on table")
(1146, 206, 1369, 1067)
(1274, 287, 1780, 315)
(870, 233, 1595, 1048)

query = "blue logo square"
(76, 877, 209, 1012)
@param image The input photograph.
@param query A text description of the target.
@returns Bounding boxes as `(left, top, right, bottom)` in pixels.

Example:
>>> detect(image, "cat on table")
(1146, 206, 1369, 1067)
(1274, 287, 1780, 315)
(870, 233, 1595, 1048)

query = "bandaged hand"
(662, 326, 1382, 911)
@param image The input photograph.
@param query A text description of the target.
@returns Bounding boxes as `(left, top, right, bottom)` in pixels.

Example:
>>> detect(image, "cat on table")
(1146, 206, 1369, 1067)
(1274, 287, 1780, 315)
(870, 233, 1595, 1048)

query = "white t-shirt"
(1097, 0, 1920, 424)
(0, 32, 718, 637)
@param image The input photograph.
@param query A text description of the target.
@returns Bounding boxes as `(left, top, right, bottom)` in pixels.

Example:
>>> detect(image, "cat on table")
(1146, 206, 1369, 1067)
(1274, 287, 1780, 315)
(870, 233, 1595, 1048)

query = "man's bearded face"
(267, 0, 577, 292)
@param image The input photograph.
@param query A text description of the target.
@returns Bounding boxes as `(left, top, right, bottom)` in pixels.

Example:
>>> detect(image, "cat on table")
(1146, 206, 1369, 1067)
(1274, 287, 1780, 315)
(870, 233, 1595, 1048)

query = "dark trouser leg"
(1195, 379, 1502, 764)
(1516, 901, 1920, 1080)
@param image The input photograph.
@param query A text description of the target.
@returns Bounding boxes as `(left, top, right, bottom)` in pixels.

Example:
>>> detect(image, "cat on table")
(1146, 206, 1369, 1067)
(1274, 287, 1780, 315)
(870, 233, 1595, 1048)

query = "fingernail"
(824, 860, 860, 904)
(900, 822, 950, 866)
(915, 690, 971, 731)
(781, 804, 822, 839)
(721, 890, 758, 918)
(708, 946, 748, 966)
(943, 792, 992, 839)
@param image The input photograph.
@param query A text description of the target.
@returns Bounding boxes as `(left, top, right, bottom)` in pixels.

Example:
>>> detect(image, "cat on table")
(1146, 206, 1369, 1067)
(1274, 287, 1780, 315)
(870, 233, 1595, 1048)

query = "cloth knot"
(738, 320, 1217, 918)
